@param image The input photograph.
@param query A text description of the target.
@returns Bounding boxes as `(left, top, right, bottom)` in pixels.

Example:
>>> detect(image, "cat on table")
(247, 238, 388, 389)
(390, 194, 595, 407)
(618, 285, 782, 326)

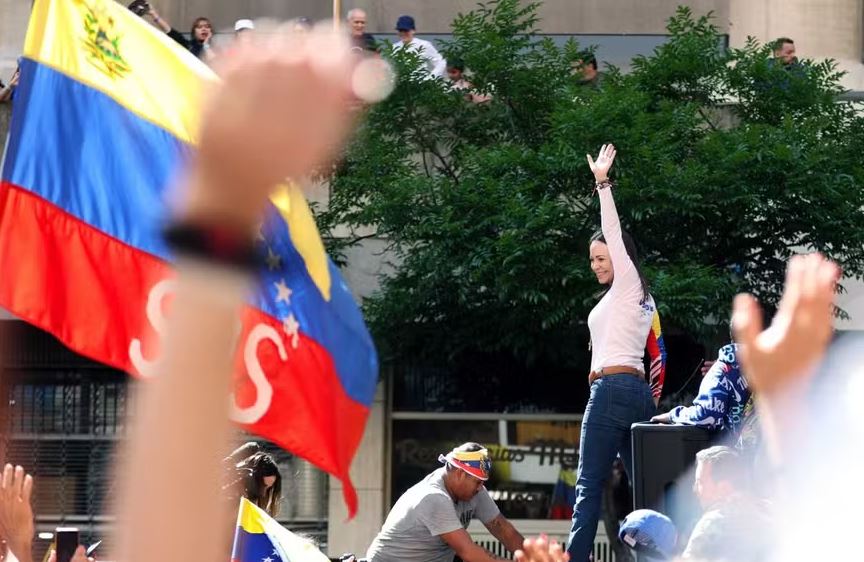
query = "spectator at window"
(446, 59, 492, 103)
(347, 9, 377, 53)
(392, 15, 446, 79)
(572, 53, 605, 89)
(772, 37, 798, 67)
(144, 5, 215, 62)
(682, 446, 771, 561)
(234, 19, 256, 46)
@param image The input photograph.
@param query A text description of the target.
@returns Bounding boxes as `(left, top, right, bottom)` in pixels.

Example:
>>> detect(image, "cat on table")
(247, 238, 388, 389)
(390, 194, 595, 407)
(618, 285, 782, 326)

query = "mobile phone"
(55, 527, 79, 562)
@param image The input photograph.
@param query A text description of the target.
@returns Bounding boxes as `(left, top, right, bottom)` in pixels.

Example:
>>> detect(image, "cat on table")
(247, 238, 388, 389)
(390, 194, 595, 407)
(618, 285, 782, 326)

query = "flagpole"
(333, 0, 342, 30)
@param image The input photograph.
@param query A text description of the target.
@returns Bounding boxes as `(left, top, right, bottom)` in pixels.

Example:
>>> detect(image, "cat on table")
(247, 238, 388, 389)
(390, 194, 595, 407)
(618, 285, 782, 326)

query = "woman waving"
(567, 144, 659, 562)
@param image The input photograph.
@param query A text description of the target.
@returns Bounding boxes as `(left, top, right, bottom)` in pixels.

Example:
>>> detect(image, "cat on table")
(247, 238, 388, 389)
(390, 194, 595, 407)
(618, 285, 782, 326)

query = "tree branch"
(428, 143, 460, 185)
(698, 107, 719, 131)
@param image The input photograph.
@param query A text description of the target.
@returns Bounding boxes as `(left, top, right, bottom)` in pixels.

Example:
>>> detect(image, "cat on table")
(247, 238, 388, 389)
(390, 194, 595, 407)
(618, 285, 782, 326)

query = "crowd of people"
(131, 3, 493, 103)
(0, 5, 841, 562)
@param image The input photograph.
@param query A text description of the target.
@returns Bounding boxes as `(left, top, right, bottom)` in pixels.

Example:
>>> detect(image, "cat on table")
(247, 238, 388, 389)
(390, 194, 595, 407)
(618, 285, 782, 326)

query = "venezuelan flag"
(549, 468, 576, 519)
(0, 0, 377, 516)
(646, 310, 667, 401)
(232, 498, 330, 562)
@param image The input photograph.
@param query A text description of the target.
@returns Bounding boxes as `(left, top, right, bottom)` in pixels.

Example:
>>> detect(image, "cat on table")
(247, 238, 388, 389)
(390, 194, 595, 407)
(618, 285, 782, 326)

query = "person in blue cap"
(618, 509, 677, 560)
(392, 15, 447, 78)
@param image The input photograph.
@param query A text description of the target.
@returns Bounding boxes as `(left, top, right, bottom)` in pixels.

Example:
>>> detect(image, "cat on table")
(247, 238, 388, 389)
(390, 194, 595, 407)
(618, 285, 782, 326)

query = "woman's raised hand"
(587, 143, 617, 182)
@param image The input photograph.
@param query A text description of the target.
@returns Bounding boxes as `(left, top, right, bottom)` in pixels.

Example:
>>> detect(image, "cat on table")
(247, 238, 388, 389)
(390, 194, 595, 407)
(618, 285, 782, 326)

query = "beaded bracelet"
(592, 179, 614, 195)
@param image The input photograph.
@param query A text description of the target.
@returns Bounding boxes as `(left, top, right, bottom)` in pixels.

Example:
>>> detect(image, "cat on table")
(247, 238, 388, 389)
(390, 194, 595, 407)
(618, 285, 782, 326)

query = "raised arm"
(654, 359, 734, 427)
(0, 464, 35, 562)
(587, 144, 639, 292)
(484, 514, 525, 554)
(112, 28, 361, 562)
(732, 253, 839, 464)
(146, 5, 172, 34)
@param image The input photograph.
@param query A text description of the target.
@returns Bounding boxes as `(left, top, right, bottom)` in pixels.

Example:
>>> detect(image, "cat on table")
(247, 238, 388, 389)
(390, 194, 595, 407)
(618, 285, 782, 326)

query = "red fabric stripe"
(0, 182, 365, 514)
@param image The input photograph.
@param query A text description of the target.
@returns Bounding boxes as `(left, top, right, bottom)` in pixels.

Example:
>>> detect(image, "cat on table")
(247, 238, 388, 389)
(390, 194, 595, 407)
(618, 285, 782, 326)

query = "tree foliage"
(318, 1, 864, 368)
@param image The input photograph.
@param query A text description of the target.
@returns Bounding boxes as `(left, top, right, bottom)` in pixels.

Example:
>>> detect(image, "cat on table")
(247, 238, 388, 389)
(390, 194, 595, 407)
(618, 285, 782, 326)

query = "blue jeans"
(566, 374, 656, 562)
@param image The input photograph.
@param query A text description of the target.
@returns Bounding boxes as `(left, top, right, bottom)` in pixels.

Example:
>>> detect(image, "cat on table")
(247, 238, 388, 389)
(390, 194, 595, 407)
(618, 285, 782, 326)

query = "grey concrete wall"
(729, 0, 864, 90)
(327, 383, 388, 557)
(358, 0, 729, 34)
(0, 0, 30, 80)
(0, 0, 730, 78)
(0, 103, 10, 144)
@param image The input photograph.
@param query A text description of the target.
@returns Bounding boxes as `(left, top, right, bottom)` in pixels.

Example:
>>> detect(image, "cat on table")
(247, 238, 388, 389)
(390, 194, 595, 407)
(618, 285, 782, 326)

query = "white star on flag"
(282, 314, 300, 349)
(274, 279, 292, 303)
(263, 557, 273, 562)
(266, 247, 282, 271)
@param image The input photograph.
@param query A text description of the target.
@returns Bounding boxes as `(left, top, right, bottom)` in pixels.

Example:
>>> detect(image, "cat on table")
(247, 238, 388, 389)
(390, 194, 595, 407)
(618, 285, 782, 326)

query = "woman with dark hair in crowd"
(566, 144, 659, 562)
(141, 3, 216, 62)
(238, 451, 282, 517)
(223, 442, 283, 517)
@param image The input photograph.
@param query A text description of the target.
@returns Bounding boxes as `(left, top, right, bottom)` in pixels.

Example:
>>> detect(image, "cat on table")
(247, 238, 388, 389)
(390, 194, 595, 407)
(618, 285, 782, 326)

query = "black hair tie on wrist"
(163, 221, 263, 273)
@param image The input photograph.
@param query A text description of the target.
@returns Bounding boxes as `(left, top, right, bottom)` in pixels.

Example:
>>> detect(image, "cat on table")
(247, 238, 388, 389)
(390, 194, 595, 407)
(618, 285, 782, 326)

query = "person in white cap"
(234, 18, 255, 46)
(366, 442, 524, 562)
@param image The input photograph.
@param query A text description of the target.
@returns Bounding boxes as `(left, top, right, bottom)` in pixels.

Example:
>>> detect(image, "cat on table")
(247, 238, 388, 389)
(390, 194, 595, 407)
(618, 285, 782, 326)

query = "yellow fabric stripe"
(559, 468, 577, 487)
(24, 0, 213, 145)
(237, 498, 266, 534)
(451, 449, 489, 462)
(270, 186, 332, 301)
(25, 0, 332, 300)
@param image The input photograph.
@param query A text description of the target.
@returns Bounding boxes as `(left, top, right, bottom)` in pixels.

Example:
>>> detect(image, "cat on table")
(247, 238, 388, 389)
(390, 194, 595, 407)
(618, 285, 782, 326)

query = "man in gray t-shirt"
(366, 443, 525, 562)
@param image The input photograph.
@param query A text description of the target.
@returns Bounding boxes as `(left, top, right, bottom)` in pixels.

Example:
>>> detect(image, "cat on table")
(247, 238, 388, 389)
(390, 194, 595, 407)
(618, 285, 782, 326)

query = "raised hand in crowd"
(184, 26, 358, 227)
(145, 3, 172, 34)
(113, 23, 370, 562)
(0, 465, 35, 562)
(732, 252, 839, 461)
(0, 67, 19, 103)
(515, 537, 570, 562)
(586, 143, 616, 182)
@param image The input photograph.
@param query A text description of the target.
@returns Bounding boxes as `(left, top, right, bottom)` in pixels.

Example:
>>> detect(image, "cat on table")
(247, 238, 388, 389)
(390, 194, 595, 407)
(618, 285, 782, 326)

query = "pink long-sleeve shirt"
(587, 187, 657, 374)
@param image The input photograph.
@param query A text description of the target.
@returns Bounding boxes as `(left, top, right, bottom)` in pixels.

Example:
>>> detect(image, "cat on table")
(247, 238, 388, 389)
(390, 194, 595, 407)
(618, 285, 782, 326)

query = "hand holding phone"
(55, 528, 79, 562)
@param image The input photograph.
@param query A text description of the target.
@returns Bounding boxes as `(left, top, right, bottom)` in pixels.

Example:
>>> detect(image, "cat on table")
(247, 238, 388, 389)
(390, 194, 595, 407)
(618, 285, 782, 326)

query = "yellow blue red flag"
(0, 0, 377, 516)
(232, 498, 330, 562)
